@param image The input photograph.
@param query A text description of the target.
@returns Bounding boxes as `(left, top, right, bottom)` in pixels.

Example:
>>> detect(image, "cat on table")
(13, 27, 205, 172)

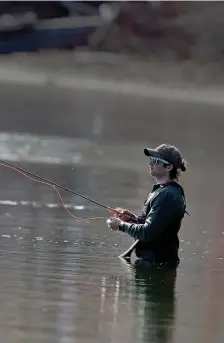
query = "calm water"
(0, 84, 223, 343)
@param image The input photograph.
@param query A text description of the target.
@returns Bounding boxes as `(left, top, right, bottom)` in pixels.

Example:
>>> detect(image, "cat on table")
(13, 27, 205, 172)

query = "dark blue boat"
(0, 1, 106, 53)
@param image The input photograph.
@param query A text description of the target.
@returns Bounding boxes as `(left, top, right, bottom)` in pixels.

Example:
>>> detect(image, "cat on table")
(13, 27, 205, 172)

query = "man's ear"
(165, 164, 173, 172)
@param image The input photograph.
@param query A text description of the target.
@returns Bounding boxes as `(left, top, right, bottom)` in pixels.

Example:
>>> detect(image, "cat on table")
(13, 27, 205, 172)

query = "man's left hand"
(106, 217, 122, 231)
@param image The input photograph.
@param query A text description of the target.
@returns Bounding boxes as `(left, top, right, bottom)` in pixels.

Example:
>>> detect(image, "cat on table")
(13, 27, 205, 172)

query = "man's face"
(148, 157, 171, 178)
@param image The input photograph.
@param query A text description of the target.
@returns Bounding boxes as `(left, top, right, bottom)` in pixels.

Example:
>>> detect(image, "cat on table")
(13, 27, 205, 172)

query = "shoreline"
(0, 51, 223, 106)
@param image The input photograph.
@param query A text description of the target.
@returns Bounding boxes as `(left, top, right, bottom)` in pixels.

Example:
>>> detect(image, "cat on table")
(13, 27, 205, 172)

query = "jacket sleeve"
(119, 191, 179, 241)
(137, 217, 145, 224)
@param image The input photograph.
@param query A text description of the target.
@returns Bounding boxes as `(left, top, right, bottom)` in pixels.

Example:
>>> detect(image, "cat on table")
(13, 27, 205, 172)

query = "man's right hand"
(115, 208, 138, 223)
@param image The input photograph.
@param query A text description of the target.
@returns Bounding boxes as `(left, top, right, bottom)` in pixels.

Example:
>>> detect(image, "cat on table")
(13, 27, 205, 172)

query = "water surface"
(0, 84, 223, 343)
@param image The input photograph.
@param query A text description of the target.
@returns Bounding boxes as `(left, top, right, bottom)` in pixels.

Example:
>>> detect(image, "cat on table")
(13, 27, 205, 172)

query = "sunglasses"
(149, 157, 170, 165)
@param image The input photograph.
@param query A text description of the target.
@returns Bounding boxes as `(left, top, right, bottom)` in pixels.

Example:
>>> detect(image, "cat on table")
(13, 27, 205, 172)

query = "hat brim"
(144, 148, 160, 158)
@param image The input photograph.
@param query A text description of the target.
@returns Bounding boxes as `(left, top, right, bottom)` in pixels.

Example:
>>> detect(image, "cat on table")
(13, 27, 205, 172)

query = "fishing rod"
(0, 158, 120, 216)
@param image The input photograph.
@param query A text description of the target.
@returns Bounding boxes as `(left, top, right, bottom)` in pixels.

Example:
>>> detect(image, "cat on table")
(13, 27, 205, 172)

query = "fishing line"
(0, 162, 109, 222)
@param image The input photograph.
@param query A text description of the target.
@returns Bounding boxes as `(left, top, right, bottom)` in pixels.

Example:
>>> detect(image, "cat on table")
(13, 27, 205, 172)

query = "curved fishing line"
(0, 163, 107, 222)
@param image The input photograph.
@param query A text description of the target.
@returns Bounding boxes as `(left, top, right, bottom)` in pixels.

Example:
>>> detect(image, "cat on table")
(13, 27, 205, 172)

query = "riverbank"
(0, 50, 223, 105)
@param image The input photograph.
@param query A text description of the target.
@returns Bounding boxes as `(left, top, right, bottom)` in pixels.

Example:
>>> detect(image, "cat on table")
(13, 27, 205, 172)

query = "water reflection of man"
(131, 260, 177, 343)
(107, 144, 188, 267)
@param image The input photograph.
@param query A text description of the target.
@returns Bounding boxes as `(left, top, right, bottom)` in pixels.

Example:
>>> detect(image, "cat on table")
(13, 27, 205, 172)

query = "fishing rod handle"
(108, 207, 122, 216)
(108, 208, 137, 223)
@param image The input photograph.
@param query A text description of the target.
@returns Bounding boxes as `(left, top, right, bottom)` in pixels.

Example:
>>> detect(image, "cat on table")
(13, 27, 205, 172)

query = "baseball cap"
(144, 144, 186, 171)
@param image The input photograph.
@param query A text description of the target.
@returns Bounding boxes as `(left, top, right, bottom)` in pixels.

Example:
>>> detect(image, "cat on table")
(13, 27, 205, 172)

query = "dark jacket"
(119, 182, 187, 265)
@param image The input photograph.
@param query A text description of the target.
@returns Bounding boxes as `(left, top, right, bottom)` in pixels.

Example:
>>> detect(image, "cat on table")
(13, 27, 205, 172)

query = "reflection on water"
(132, 261, 177, 343)
(0, 84, 223, 343)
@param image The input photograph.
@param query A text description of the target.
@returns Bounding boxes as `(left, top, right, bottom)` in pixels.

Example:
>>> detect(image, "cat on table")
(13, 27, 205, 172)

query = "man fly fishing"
(107, 144, 188, 267)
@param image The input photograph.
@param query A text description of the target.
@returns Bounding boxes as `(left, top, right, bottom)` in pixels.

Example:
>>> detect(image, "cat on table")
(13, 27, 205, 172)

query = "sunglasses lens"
(154, 158, 159, 164)
(149, 157, 158, 165)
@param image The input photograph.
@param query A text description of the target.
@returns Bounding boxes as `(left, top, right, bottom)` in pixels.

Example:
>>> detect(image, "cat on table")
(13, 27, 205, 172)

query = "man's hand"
(106, 217, 122, 231)
(115, 208, 137, 223)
